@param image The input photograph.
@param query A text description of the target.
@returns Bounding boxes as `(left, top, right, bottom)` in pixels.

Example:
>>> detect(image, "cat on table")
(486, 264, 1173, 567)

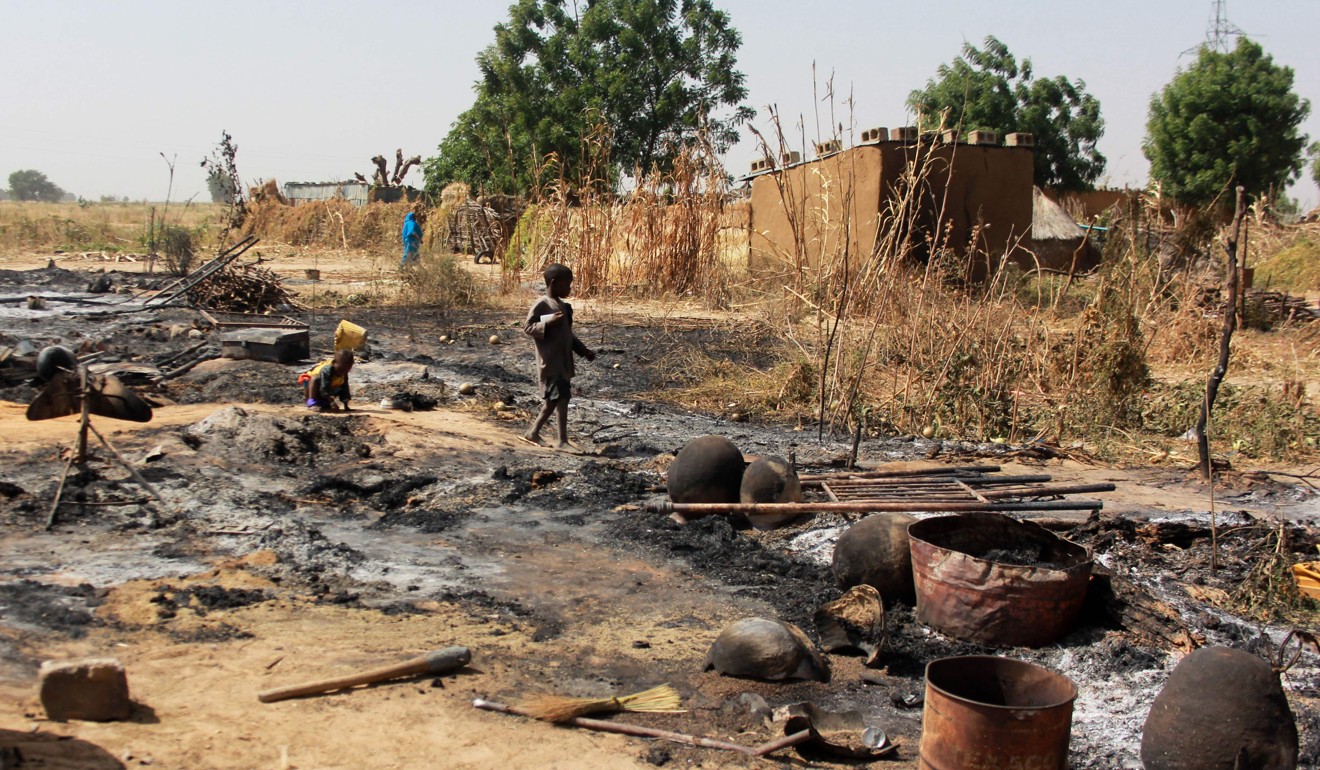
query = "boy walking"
(523, 263, 595, 447)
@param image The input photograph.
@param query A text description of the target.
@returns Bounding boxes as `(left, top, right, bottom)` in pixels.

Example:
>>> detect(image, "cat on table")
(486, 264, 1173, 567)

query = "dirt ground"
(1, 249, 1319, 769)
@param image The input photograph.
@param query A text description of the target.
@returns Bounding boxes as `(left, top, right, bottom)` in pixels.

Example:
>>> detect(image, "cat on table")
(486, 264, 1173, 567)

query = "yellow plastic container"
(334, 320, 367, 351)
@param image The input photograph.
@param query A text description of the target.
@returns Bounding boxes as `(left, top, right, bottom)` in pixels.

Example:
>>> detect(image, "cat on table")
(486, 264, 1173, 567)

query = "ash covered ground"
(1, 264, 1319, 769)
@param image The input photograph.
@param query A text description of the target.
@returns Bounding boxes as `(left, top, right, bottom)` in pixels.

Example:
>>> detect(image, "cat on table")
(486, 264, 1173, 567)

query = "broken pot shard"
(26, 371, 153, 423)
(1140, 646, 1298, 770)
(89, 373, 153, 422)
(779, 702, 891, 758)
(704, 618, 829, 682)
(813, 584, 885, 666)
(26, 369, 80, 421)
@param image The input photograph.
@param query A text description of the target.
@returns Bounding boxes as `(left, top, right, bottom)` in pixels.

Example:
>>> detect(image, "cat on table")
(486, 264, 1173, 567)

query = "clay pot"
(1141, 646, 1298, 770)
(704, 618, 829, 682)
(667, 436, 745, 508)
(36, 345, 77, 381)
(740, 456, 802, 529)
(832, 513, 917, 605)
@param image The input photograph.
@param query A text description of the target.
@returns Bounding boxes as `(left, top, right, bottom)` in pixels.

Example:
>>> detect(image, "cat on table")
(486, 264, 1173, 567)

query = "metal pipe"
(646, 499, 1103, 515)
(979, 483, 1115, 499)
(800, 465, 1000, 484)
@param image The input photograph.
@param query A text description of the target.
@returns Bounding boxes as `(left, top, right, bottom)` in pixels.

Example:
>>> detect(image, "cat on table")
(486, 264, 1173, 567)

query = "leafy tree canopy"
(425, 0, 753, 197)
(1144, 37, 1310, 207)
(7, 169, 66, 202)
(908, 36, 1106, 191)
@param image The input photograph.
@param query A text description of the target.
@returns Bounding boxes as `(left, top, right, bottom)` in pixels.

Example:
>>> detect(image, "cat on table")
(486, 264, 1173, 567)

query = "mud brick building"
(746, 128, 1088, 275)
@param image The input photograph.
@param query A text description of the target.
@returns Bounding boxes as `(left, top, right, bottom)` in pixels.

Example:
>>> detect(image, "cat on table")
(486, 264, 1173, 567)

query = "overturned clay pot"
(36, 345, 77, 382)
(1141, 646, 1298, 770)
(704, 617, 829, 682)
(832, 513, 917, 606)
(667, 435, 745, 512)
(740, 456, 803, 530)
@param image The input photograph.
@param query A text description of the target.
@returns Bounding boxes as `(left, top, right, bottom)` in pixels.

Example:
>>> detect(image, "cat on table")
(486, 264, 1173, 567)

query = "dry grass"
(1249, 220, 1320, 293)
(0, 200, 225, 254)
(242, 198, 416, 252)
(503, 127, 734, 306)
(626, 111, 1320, 465)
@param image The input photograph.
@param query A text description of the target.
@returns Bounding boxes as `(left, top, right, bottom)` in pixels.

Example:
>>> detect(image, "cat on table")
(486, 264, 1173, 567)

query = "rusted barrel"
(919, 655, 1077, 770)
(908, 513, 1091, 647)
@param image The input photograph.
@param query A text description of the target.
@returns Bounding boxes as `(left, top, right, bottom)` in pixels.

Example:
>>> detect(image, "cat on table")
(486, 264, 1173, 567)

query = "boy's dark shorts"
(543, 377, 571, 401)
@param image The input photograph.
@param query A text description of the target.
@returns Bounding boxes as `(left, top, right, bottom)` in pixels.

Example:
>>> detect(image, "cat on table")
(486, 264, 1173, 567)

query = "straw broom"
(518, 683, 684, 723)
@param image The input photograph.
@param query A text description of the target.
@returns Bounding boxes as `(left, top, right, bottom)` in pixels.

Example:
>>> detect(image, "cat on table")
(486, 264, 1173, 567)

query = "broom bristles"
(520, 683, 684, 723)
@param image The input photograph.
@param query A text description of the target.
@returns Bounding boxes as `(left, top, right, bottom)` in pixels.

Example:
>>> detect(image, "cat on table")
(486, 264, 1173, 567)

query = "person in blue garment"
(400, 210, 422, 267)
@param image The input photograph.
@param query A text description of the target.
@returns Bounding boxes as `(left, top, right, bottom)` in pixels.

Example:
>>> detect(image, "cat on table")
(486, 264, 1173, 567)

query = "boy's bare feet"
(554, 439, 572, 450)
(519, 432, 545, 446)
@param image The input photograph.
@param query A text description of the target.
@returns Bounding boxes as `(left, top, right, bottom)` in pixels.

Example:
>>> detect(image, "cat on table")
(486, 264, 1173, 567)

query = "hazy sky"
(3, 1, 1317, 207)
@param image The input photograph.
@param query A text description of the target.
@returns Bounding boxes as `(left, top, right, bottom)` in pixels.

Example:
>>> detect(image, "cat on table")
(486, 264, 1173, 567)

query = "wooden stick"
(472, 699, 812, 757)
(44, 454, 76, 531)
(53, 498, 150, 508)
(1197, 186, 1246, 480)
(76, 368, 90, 463)
(153, 349, 216, 383)
(86, 422, 170, 525)
(153, 340, 207, 370)
(259, 647, 470, 703)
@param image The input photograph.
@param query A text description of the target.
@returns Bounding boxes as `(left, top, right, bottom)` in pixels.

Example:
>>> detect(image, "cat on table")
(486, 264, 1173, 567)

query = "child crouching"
(299, 349, 354, 412)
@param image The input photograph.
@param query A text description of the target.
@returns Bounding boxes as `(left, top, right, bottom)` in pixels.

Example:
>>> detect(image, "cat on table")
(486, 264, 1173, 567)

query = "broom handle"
(259, 646, 470, 703)
(472, 699, 811, 756)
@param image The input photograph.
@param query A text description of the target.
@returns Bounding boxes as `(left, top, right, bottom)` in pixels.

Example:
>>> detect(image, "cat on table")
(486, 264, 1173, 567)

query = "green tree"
(908, 36, 1106, 191)
(1144, 37, 1310, 207)
(7, 169, 66, 202)
(425, 0, 752, 196)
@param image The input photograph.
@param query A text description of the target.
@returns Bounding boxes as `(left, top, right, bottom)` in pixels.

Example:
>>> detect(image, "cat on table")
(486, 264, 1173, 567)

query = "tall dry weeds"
(502, 122, 731, 306)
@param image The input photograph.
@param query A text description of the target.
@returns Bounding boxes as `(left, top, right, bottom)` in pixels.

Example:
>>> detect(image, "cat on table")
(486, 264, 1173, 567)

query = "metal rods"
(649, 464, 1113, 517)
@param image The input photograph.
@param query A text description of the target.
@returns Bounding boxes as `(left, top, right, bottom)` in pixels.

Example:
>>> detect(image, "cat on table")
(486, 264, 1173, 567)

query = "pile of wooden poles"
(1247, 290, 1318, 323)
(186, 262, 297, 313)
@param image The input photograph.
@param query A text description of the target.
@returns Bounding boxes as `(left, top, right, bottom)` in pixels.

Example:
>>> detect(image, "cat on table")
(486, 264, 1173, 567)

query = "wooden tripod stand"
(44, 367, 171, 531)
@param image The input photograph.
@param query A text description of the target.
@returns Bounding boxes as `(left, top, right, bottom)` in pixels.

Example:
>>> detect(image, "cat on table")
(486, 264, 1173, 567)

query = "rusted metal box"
(220, 327, 309, 364)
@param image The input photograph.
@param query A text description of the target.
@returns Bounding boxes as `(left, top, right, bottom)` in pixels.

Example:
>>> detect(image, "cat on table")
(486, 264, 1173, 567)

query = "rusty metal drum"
(908, 512, 1092, 647)
(919, 655, 1077, 770)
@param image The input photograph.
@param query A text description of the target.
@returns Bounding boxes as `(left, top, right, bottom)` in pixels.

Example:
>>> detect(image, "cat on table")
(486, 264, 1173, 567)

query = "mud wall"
(748, 143, 1033, 274)
(748, 146, 887, 271)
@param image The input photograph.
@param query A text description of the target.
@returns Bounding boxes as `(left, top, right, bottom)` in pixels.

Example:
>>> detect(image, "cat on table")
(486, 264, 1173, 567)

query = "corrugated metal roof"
(283, 181, 369, 207)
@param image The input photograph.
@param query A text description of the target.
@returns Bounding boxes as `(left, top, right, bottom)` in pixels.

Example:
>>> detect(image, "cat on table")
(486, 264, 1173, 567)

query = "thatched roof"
(1032, 186, 1085, 241)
